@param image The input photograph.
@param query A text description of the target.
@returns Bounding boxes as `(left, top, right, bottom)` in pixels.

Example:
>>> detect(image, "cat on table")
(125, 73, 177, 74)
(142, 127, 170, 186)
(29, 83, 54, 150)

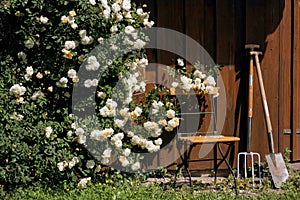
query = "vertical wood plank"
(262, 0, 281, 154)
(279, 0, 292, 155)
(245, 0, 267, 156)
(292, 0, 300, 161)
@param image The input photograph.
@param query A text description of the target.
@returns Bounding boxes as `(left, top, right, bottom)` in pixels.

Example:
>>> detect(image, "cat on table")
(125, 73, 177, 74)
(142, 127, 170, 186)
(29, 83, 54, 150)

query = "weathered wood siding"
(133, 0, 300, 169)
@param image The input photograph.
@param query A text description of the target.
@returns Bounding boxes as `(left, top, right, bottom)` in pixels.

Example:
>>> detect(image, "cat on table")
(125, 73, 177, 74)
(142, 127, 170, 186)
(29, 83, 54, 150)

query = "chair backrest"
(176, 94, 217, 137)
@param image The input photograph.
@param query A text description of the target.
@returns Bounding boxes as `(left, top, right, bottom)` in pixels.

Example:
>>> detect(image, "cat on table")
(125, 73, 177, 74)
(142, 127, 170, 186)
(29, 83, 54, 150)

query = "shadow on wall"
(234, 0, 285, 155)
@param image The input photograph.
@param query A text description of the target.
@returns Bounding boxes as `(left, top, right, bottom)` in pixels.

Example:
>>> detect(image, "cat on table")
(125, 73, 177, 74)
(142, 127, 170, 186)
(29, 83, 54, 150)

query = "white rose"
(154, 138, 163, 146)
(167, 109, 176, 118)
(75, 127, 84, 135)
(77, 177, 91, 189)
(40, 16, 49, 24)
(110, 25, 118, 33)
(95, 165, 101, 173)
(125, 25, 135, 34)
(24, 39, 34, 49)
(124, 148, 131, 157)
(91, 79, 98, 87)
(177, 58, 184, 66)
(119, 156, 130, 167)
(78, 134, 86, 144)
(112, 3, 121, 13)
(194, 70, 206, 79)
(103, 8, 111, 19)
(136, 8, 143, 15)
(18, 51, 27, 60)
(26, 66, 34, 76)
(204, 75, 216, 86)
(86, 160, 95, 169)
(64, 41, 76, 50)
(45, 126, 53, 138)
(89, 0, 96, 5)
(131, 162, 140, 171)
(71, 23, 78, 29)
(133, 39, 146, 49)
(84, 79, 93, 88)
(97, 91, 106, 98)
(122, 0, 131, 11)
(9, 84, 26, 96)
(67, 69, 77, 78)
(171, 82, 179, 88)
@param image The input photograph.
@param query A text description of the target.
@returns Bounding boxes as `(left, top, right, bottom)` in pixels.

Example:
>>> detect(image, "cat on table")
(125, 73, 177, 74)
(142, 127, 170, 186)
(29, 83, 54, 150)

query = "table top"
(179, 135, 240, 143)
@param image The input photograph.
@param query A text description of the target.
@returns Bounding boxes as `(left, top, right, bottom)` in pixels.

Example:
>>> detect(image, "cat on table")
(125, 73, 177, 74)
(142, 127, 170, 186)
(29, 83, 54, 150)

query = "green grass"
(1, 180, 300, 200)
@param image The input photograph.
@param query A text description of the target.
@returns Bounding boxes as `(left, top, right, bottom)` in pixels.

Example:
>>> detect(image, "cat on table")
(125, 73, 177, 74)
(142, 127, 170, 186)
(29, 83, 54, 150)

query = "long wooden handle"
(254, 53, 275, 154)
(247, 56, 254, 152)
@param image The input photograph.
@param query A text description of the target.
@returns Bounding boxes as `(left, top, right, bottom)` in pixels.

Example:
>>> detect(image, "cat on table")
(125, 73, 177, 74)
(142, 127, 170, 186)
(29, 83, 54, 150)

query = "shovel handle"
(252, 52, 275, 154)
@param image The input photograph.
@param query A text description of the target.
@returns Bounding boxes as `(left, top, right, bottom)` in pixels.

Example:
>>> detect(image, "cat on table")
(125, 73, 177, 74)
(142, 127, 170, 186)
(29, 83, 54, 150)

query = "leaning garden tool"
(251, 50, 289, 188)
(237, 44, 261, 186)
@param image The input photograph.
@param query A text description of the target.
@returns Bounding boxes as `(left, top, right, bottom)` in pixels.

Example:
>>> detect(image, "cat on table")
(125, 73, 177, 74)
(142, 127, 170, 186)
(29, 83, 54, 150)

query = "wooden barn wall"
(133, 0, 300, 169)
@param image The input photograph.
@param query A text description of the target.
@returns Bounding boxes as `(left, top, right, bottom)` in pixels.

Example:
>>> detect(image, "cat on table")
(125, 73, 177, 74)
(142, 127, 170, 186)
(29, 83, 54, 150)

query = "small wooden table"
(174, 135, 240, 187)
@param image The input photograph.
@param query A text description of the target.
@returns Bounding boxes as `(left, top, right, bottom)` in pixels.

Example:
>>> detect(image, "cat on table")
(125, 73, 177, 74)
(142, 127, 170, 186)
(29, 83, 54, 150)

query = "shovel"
(251, 51, 289, 188)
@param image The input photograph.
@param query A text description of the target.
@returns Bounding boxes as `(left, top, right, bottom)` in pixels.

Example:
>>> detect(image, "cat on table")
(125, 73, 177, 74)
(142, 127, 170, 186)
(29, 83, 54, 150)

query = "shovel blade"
(265, 153, 289, 188)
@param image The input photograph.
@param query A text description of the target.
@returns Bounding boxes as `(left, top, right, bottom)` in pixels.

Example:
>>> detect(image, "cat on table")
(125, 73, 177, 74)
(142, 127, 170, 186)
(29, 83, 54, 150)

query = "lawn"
(2, 174, 300, 200)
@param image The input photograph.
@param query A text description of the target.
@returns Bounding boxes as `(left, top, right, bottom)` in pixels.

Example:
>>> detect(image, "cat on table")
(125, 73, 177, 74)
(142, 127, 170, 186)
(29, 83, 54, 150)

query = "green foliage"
(0, 0, 153, 190)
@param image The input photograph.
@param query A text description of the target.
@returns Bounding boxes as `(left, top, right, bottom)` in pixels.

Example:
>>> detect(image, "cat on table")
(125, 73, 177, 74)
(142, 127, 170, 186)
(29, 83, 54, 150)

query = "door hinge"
(283, 129, 291, 135)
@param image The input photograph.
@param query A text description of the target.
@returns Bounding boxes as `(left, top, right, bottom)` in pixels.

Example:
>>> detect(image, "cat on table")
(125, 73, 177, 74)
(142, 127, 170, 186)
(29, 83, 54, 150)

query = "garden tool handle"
(251, 51, 275, 154)
(247, 56, 254, 152)
(245, 44, 259, 152)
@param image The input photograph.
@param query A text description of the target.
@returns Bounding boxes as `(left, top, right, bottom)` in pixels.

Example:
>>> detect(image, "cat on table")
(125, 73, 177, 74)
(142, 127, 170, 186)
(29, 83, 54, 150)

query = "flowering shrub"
(0, 0, 156, 189)
(0, 0, 221, 190)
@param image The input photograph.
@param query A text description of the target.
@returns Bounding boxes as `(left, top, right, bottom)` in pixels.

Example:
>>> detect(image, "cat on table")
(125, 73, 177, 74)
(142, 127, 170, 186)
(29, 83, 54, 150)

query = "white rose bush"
(0, 0, 221, 191)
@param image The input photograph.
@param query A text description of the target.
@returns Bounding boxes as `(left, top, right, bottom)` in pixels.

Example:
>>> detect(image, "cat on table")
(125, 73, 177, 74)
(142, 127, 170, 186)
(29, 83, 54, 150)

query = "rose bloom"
(79, 29, 87, 38)
(57, 161, 68, 171)
(177, 58, 184, 66)
(45, 126, 53, 138)
(10, 84, 26, 96)
(77, 177, 91, 189)
(47, 86, 53, 92)
(24, 39, 34, 49)
(168, 117, 180, 128)
(61, 15, 68, 23)
(26, 66, 34, 76)
(125, 25, 135, 34)
(64, 41, 76, 50)
(204, 75, 216, 86)
(124, 148, 131, 156)
(89, 0, 96, 5)
(110, 25, 118, 33)
(122, 0, 131, 11)
(86, 160, 95, 169)
(84, 79, 92, 88)
(95, 165, 101, 173)
(40, 15, 48, 24)
(119, 155, 130, 167)
(90, 129, 101, 140)
(72, 76, 79, 83)
(77, 134, 86, 144)
(69, 10, 76, 17)
(167, 109, 176, 118)
(136, 8, 143, 15)
(62, 48, 73, 59)
(133, 39, 146, 49)
(67, 69, 77, 79)
(131, 162, 141, 171)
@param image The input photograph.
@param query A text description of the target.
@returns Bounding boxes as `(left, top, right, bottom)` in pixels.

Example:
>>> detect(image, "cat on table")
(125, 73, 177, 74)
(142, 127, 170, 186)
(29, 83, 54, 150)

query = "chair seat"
(179, 135, 240, 143)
